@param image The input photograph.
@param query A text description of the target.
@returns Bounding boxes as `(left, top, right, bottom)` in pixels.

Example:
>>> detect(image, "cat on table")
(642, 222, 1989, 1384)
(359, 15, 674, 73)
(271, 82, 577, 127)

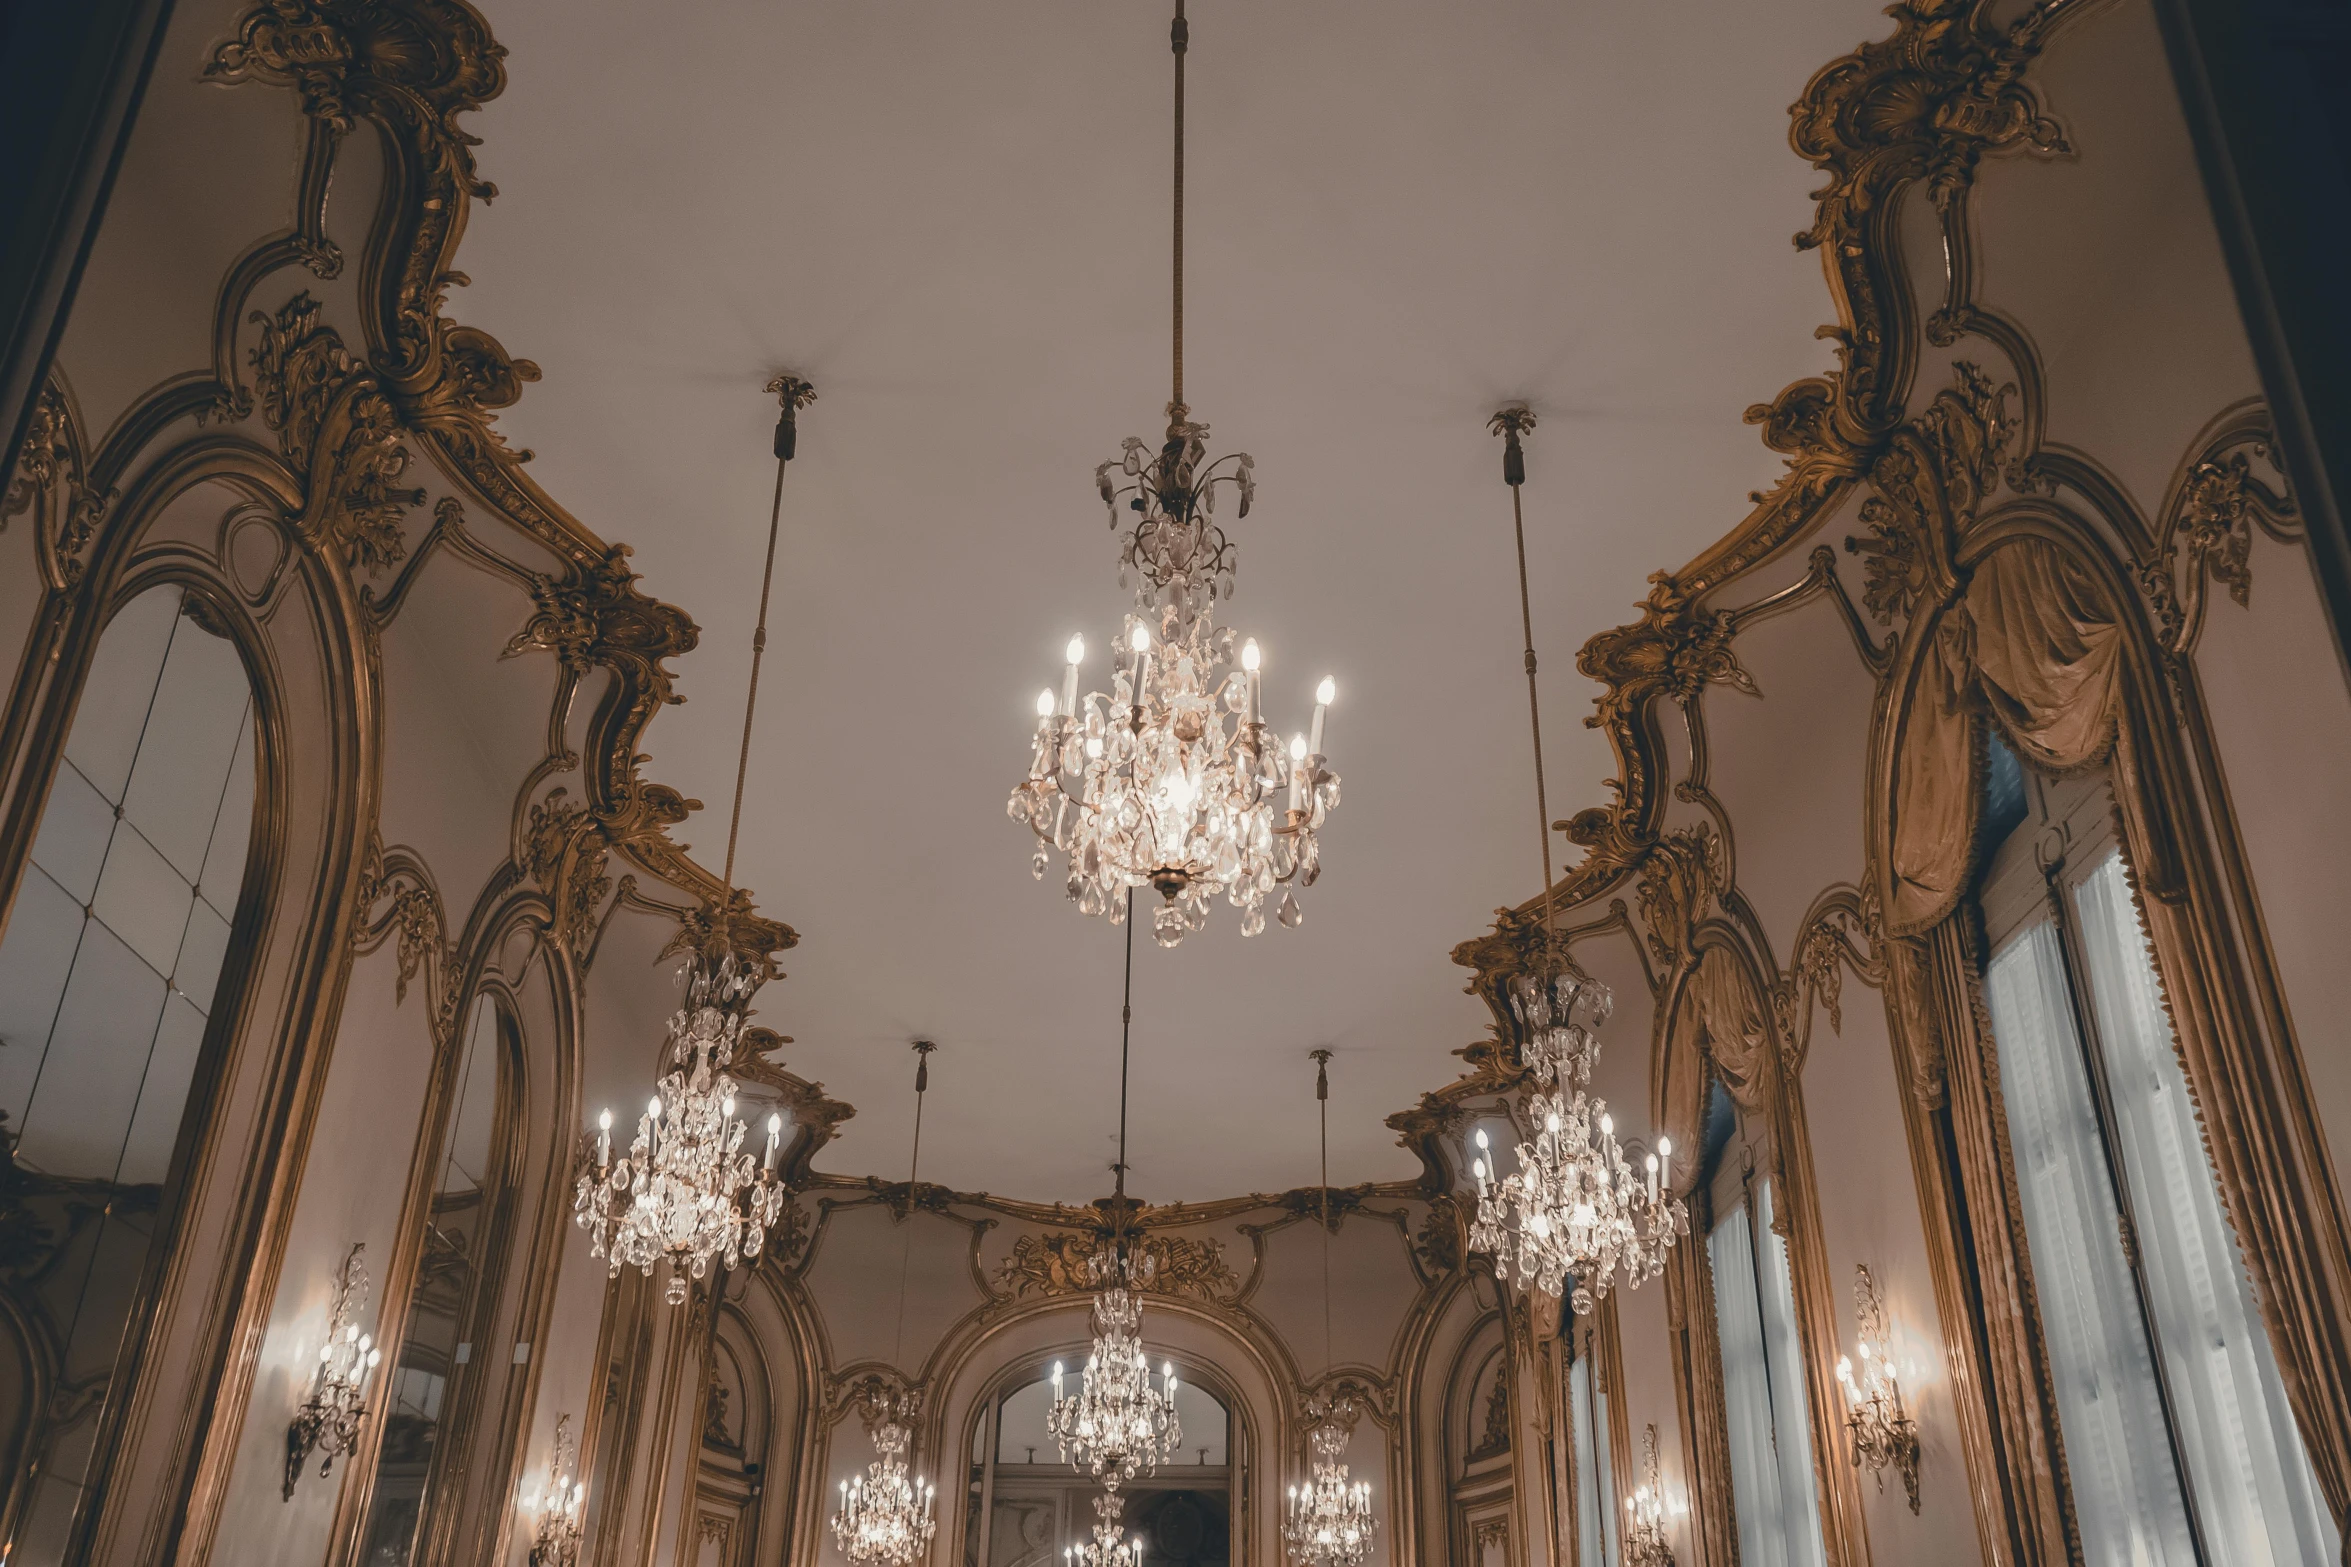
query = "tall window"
(1704, 1085, 1826, 1567)
(1568, 1331, 1617, 1567)
(0, 586, 256, 1557)
(1977, 753, 2336, 1566)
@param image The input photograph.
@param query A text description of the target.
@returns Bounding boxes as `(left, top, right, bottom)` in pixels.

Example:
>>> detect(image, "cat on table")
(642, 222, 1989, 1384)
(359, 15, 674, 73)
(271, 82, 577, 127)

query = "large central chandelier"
(1049, 1248, 1184, 1489)
(575, 378, 814, 1303)
(1464, 409, 1687, 1314)
(832, 1403, 937, 1567)
(1009, 0, 1339, 949)
(1285, 1415, 1377, 1567)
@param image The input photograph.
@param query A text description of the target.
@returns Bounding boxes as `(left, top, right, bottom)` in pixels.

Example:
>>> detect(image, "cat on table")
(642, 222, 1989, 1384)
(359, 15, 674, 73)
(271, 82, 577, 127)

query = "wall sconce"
(1834, 1264, 1921, 1513)
(525, 1413, 588, 1567)
(1623, 1423, 1674, 1567)
(283, 1243, 382, 1500)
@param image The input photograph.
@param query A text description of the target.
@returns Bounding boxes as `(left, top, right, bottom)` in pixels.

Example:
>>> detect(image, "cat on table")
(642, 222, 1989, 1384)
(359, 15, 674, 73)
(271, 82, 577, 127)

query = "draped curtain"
(1570, 1353, 1619, 1567)
(1708, 1183, 1827, 1567)
(1886, 536, 2178, 935)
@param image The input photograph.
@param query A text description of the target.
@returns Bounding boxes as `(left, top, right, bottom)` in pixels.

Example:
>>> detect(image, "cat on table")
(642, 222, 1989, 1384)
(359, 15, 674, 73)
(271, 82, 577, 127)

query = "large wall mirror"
(966, 1366, 1234, 1567)
(358, 991, 515, 1565)
(0, 585, 259, 1560)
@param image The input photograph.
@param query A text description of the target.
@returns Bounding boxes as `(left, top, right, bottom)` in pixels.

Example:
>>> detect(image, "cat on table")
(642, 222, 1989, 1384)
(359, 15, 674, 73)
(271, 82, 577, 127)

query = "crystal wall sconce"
(1624, 1423, 1675, 1567)
(283, 1243, 382, 1500)
(1834, 1264, 1922, 1513)
(525, 1413, 588, 1567)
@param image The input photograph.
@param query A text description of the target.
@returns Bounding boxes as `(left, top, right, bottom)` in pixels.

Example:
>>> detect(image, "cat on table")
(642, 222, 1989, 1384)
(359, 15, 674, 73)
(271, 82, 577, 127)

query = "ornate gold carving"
(1845, 363, 2015, 627)
(1467, 1356, 1512, 1462)
(3, 379, 111, 590)
(2141, 428, 2296, 656)
(1633, 825, 1726, 971)
(1786, 0, 2069, 438)
(523, 789, 612, 964)
(993, 1230, 1238, 1302)
(248, 293, 422, 572)
(354, 838, 459, 1037)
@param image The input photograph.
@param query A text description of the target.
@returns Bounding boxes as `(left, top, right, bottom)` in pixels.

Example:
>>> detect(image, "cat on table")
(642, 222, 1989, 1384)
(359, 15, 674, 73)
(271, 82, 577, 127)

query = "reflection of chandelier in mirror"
(574, 379, 814, 1303)
(1008, 0, 1338, 949)
(1064, 1489, 1145, 1567)
(1463, 408, 1687, 1313)
(1284, 1052, 1377, 1567)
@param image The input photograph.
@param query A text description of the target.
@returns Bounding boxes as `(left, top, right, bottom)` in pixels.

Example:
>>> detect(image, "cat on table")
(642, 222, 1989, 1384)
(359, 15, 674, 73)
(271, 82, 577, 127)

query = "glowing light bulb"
(1131, 623, 1151, 653)
(1289, 733, 1307, 761)
(1242, 639, 1260, 672)
(598, 1108, 612, 1131)
(1657, 1135, 1673, 1158)
(1599, 1112, 1614, 1137)
(1475, 1128, 1490, 1149)
(648, 1096, 662, 1118)
(1067, 634, 1086, 665)
(1038, 688, 1057, 718)
(1316, 676, 1336, 705)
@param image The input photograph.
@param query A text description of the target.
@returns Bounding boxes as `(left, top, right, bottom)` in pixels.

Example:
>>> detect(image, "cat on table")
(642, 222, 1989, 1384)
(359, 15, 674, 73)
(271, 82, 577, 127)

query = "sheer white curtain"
(1986, 916, 2197, 1565)
(2070, 852, 2338, 1566)
(1570, 1351, 1619, 1567)
(1709, 1183, 1826, 1567)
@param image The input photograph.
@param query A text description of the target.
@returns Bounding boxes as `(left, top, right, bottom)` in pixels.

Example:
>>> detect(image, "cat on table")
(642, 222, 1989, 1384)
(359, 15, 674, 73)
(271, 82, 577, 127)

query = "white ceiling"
(458, 0, 1882, 1203)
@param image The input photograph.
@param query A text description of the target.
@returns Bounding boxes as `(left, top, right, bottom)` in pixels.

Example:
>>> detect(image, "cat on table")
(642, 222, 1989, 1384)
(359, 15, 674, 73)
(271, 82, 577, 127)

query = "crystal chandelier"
(832, 1401, 937, 1567)
(1009, 0, 1339, 949)
(1464, 409, 1687, 1313)
(1284, 1405, 1377, 1567)
(575, 378, 815, 1303)
(525, 1414, 587, 1567)
(1624, 1423, 1675, 1567)
(1049, 1248, 1184, 1489)
(1284, 1055, 1377, 1567)
(1835, 1265, 1922, 1512)
(283, 1242, 382, 1499)
(1065, 1490, 1145, 1567)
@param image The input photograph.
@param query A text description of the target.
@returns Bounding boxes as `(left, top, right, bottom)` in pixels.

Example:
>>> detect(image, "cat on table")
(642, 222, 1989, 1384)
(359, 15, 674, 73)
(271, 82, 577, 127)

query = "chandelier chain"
(724, 453, 787, 891)
(1498, 411, 1553, 927)
(1171, 0, 1187, 416)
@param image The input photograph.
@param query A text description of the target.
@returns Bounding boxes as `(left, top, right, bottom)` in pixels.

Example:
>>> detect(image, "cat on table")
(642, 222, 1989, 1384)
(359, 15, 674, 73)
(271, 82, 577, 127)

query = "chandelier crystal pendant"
(1009, 0, 1339, 949)
(1284, 1418, 1377, 1567)
(1463, 409, 1688, 1313)
(574, 377, 814, 1304)
(1065, 1490, 1145, 1567)
(1049, 1247, 1184, 1489)
(832, 1406, 938, 1567)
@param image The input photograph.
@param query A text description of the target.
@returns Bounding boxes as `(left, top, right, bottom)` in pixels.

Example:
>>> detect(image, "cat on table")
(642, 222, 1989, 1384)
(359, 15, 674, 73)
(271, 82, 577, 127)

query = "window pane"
(1709, 1189, 1825, 1567)
(2069, 853, 2339, 1565)
(1984, 920, 2196, 1566)
(1569, 1351, 1618, 1567)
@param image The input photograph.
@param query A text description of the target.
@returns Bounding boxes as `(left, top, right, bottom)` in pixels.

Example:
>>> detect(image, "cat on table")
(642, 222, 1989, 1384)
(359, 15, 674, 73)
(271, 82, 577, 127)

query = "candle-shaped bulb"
(1242, 639, 1260, 672)
(721, 1094, 735, 1119)
(1289, 733, 1307, 761)
(1476, 1127, 1490, 1149)
(357, 1332, 371, 1352)
(1599, 1112, 1614, 1137)
(346, 1324, 359, 1343)
(1131, 623, 1151, 653)
(1646, 1151, 1660, 1173)
(1657, 1134, 1673, 1159)
(648, 1095, 662, 1119)
(1316, 676, 1336, 706)
(767, 1112, 783, 1140)
(598, 1108, 612, 1132)
(1546, 1111, 1562, 1135)
(1037, 688, 1058, 718)
(1067, 634, 1086, 666)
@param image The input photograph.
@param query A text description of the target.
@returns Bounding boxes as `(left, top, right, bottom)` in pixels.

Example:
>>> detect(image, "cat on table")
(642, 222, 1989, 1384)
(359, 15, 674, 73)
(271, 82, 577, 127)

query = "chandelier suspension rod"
(724, 380, 815, 895)
(1171, 0, 1187, 416)
(1314, 1048, 1333, 1366)
(1500, 418, 1555, 934)
(892, 1040, 935, 1370)
(1116, 887, 1135, 1212)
